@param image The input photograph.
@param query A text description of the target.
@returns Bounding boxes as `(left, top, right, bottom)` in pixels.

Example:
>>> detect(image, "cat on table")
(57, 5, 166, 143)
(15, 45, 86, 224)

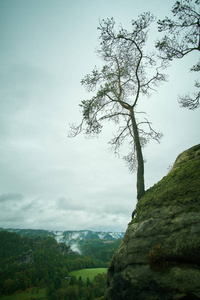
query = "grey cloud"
(0, 63, 55, 149)
(0, 193, 24, 203)
(0, 63, 51, 89)
(20, 199, 42, 213)
(0, 212, 24, 223)
(103, 201, 133, 216)
(84, 187, 136, 215)
(0, 64, 51, 113)
(0, 193, 130, 232)
(56, 197, 84, 211)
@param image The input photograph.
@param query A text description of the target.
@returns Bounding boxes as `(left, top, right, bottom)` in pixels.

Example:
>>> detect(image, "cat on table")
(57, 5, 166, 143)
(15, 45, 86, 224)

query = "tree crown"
(69, 14, 166, 172)
(156, 0, 200, 109)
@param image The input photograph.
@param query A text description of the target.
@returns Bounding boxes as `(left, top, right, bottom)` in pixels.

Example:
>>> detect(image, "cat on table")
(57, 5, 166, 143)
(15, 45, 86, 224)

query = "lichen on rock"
(105, 144, 200, 300)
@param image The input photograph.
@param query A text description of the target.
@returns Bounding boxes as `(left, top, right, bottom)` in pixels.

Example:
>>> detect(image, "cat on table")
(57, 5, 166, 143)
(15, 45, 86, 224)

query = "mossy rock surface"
(133, 144, 200, 224)
(105, 144, 200, 300)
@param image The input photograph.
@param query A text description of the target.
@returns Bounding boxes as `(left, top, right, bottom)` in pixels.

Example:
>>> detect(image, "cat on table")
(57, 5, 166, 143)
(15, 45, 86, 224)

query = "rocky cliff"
(105, 144, 200, 300)
(18, 250, 34, 265)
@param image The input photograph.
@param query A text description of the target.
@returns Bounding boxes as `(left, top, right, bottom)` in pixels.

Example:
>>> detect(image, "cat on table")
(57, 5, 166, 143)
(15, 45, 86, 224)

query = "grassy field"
(69, 268, 108, 281)
(0, 287, 46, 300)
(1, 269, 107, 299)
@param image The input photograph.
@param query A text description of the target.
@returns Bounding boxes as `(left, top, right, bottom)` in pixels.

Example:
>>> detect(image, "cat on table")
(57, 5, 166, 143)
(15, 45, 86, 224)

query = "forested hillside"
(0, 228, 124, 255)
(0, 230, 121, 299)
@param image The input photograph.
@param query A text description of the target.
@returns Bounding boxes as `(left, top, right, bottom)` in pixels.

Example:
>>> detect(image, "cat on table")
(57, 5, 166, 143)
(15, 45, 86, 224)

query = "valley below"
(0, 227, 124, 299)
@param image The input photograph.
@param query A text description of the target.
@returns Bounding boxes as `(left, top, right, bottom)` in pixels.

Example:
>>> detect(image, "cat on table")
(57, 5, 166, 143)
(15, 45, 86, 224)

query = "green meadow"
(69, 267, 108, 281)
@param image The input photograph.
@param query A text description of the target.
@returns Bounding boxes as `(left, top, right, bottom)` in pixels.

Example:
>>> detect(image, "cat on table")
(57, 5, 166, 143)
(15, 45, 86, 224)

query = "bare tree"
(156, 0, 200, 110)
(69, 13, 166, 201)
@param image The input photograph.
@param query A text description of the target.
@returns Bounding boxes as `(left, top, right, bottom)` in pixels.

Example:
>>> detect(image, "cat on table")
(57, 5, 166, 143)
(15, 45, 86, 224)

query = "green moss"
(172, 144, 200, 170)
(132, 147, 200, 224)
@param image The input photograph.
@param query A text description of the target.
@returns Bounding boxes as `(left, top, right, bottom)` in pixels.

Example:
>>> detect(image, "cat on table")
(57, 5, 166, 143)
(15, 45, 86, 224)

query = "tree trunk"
(130, 108, 145, 200)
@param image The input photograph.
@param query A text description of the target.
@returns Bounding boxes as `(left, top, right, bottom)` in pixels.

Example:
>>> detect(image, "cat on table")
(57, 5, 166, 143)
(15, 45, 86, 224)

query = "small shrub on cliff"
(146, 244, 167, 271)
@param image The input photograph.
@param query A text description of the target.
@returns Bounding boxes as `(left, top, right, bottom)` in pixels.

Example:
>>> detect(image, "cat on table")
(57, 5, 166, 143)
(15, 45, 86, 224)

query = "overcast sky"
(0, 0, 199, 232)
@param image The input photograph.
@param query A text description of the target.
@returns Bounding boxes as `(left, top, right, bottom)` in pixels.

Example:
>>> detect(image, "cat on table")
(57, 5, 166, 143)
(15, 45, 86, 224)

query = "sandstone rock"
(18, 249, 34, 265)
(105, 144, 200, 300)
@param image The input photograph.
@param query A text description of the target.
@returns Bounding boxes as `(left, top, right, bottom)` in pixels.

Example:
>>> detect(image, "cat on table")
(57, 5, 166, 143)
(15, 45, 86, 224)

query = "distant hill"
(0, 228, 124, 254)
